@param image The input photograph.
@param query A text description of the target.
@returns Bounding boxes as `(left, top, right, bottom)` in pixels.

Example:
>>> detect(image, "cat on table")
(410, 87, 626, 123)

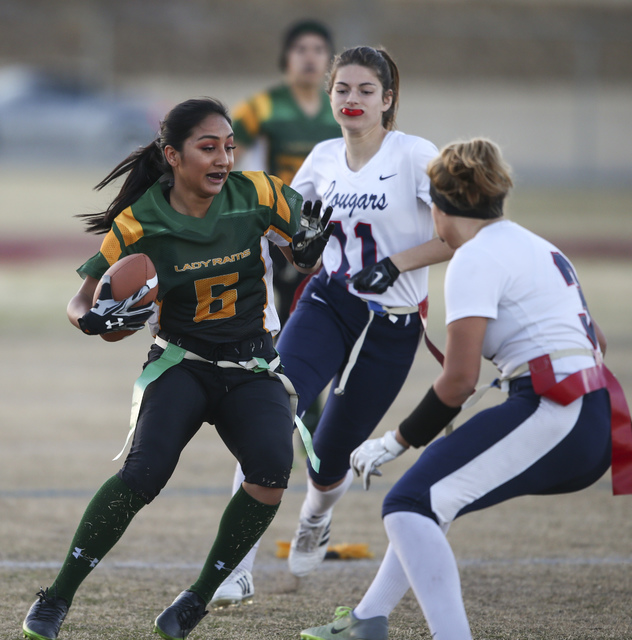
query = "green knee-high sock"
(190, 486, 279, 604)
(50, 475, 146, 606)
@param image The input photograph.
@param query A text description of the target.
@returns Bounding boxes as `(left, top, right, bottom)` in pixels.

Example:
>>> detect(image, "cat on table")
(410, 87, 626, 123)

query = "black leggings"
(118, 346, 294, 503)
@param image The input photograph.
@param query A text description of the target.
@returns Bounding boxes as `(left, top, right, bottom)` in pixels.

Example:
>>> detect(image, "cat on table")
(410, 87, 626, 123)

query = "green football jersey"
(232, 84, 340, 185)
(78, 171, 302, 343)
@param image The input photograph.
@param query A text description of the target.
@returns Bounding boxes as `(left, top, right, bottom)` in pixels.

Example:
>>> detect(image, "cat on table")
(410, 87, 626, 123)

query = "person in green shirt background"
(21, 97, 331, 640)
(232, 19, 341, 328)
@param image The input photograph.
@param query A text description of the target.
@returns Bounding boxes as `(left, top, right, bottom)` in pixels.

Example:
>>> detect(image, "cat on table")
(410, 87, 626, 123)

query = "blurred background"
(0, 0, 630, 183)
(0, 0, 628, 329)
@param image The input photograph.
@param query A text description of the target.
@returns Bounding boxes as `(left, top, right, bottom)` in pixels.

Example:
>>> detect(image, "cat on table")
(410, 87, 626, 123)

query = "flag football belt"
(452, 348, 632, 495)
(112, 336, 320, 473)
(334, 297, 440, 397)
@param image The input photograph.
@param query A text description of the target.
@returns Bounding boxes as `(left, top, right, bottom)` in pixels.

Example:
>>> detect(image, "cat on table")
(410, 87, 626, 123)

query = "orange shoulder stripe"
(99, 232, 122, 266)
(242, 171, 274, 207)
(99, 206, 144, 266)
(116, 207, 144, 247)
(267, 175, 291, 224)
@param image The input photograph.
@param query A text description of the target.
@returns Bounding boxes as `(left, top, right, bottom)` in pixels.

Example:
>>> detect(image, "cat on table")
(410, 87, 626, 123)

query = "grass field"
(1, 173, 631, 639)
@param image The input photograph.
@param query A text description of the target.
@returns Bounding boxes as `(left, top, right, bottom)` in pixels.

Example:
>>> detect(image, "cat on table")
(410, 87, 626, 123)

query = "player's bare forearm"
(594, 320, 607, 356)
(389, 236, 454, 273)
(434, 316, 487, 406)
(67, 276, 98, 329)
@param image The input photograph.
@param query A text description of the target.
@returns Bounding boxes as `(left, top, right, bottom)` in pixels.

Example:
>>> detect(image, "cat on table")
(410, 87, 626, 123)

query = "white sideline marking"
(2, 556, 631, 570)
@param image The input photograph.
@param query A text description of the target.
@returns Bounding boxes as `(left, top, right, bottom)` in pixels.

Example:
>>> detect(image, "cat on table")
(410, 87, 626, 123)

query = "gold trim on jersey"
(266, 224, 292, 243)
(116, 207, 145, 247)
(242, 171, 271, 207)
(268, 175, 291, 224)
(233, 92, 272, 138)
(252, 92, 272, 123)
(99, 207, 145, 266)
(241, 171, 292, 226)
(100, 232, 123, 266)
(232, 101, 259, 137)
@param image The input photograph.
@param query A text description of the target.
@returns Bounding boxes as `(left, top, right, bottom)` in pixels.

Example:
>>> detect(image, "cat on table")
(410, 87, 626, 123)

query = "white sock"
(299, 469, 354, 521)
(384, 512, 472, 640)
(354, 543, 411, 619)
(229, 463, 259, 574)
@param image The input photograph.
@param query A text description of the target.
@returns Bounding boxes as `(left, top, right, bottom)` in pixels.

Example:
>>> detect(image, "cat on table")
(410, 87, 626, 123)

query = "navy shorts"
(118, 344, 294, 503)
(383, 379, 612, 526)
(276, 271, 423, 486)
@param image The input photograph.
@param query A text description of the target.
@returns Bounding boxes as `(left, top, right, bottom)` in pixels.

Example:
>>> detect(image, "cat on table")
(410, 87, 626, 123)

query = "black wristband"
(293, 256, 319, 270)
(399, 386, 461, 448)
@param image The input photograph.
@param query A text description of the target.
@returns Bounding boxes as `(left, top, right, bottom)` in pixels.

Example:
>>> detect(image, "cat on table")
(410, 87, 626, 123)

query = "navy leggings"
(383, 380, 611, 525)
(276, 271, 423, 486)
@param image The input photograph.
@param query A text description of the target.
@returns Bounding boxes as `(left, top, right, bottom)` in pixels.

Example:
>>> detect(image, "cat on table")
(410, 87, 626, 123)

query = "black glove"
(291, 200, 334, 269)
(78, 276, 156, 335)
(348, 257, 400, 294)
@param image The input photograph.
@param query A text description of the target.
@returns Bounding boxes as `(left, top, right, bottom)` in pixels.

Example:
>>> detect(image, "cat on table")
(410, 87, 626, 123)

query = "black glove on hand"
(291, 200, 334, 269)
(348, 256, 400, 294)
(78, 276, 156, 335)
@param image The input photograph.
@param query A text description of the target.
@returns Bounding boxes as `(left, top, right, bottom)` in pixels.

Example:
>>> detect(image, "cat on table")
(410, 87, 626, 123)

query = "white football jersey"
(291, 131, 438, 308)
(445, 220, 600, 379)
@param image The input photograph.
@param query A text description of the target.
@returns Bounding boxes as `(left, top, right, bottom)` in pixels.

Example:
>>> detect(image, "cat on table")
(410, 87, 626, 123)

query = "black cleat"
(23, 588, 69, 640)
(154, 590, 208, 639)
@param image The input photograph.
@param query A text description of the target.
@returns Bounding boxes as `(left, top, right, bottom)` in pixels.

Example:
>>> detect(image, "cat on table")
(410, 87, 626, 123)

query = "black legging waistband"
(157, 330, 276, 363)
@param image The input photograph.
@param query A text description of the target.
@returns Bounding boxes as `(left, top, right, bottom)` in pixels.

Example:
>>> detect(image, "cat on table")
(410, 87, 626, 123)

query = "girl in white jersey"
(211, 46, 453, 604)
(301, 138, 628, 640)
(278, 45, 453, 579)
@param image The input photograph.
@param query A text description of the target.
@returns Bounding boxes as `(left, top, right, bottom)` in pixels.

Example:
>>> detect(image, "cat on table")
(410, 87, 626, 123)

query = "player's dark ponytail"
(375, 48, 399, 131)
(78, 141, 165, 234)
(79, 98, 231, 234)
(327, 46, 399, 130)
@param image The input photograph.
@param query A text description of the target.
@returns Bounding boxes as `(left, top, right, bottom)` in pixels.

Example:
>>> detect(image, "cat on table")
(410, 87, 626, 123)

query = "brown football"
(93, 253, 158, 342)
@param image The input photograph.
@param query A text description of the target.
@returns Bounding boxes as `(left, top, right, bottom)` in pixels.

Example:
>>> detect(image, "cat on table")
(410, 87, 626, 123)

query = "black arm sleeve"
(399, 386, 462, 448)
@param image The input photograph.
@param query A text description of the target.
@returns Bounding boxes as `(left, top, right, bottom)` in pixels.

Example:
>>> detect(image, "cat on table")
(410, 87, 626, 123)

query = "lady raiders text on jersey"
(291, 130, 438, 309)
(78, 171, 302, 342)
(232, 84, 341, 185)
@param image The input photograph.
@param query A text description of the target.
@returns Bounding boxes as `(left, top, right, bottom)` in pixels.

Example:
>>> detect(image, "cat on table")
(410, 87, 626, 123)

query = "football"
(93, 253, 158, 342)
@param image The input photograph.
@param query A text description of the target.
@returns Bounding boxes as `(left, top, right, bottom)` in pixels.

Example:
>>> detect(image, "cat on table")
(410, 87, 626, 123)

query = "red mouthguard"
(341, 108, 364, 116)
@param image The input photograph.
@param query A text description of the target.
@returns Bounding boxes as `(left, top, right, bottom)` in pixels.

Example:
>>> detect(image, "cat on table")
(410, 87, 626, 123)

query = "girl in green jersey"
(22, 97, 331, 640)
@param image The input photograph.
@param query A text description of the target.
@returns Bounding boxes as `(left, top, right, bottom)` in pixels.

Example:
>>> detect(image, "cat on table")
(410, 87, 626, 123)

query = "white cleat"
(288, 512, 332, 577)
(210, 568, 255, 608)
